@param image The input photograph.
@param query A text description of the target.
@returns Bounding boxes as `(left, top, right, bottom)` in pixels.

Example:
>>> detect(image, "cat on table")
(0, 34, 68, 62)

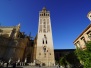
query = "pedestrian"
(12, 62, 16, 68)
(7, 62, 9, 67)
(59, 65, 60, 68)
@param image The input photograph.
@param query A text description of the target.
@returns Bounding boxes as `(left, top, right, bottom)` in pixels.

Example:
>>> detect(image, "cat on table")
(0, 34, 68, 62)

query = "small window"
(44, 13, 45, 16)
(43, 40, 44, 44)
(46, 40, 47, 44)
(81, 37, 86, 44)
(46, 14, 47, 16)
(44, 35, 46, 37)
(87, 31, 91, 39)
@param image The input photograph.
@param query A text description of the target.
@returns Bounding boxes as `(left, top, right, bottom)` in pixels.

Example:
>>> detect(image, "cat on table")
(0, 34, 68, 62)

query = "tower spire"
(87, 11, 91, 22)
(42, 7, 47, 12)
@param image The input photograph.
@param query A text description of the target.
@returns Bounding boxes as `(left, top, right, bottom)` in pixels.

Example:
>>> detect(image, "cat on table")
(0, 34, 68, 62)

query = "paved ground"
(3, 66, 61, 68)
(23, 66, 58, 68)
(2, 66, 58, 68)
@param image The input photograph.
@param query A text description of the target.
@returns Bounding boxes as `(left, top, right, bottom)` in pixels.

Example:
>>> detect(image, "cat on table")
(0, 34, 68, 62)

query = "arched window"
(44, 13, 45, 16)
(46, 40, 47, 44)
(43, 40, 44, 44)
(46, 14, 47, 16)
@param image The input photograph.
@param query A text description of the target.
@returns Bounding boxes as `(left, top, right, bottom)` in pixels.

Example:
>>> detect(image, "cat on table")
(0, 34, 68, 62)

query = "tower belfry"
(35, 7, 55, 66)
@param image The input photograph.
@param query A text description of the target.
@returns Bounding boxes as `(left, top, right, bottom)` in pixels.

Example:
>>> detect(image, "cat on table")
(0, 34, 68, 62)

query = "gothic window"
(46, 14, 47, 16)
(43, 40, 44, 44)
(46, 40, 47, 44)
(44, 13, 45, 16)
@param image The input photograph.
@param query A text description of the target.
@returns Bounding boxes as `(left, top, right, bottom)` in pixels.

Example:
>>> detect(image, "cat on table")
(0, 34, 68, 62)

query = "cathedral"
(0, 7, 55, 66)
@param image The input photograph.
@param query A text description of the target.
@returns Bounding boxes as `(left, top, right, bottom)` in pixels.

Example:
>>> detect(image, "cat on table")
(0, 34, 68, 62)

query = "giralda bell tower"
(36, 7, 55, 66)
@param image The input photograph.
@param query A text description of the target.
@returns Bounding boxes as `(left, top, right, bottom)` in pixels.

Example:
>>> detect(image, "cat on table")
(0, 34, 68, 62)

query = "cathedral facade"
(0, 7, 55, 66)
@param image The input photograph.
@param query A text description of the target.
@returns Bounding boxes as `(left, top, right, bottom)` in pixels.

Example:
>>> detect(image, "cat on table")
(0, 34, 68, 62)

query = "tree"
(59, 56, 67, 68)
(75, 41, 91, 68)
(59, 52, 81, 68)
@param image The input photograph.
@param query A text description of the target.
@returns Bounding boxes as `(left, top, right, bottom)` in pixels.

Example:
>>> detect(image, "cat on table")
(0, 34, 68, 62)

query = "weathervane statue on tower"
(87, 11, 91, 23)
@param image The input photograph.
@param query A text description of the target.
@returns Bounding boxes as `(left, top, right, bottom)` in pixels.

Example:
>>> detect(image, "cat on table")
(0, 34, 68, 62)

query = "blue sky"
(0, 0, 91, 49)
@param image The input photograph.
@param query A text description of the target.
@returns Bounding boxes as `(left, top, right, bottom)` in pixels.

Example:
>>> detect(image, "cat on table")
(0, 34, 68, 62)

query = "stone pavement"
(23, 66, 58, 68)
(3, 66, 61, 68)
(2, 66, 59, 68)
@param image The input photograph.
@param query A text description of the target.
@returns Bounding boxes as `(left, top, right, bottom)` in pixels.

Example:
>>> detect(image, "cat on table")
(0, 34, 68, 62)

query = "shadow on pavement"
(2, 67, 23, 68)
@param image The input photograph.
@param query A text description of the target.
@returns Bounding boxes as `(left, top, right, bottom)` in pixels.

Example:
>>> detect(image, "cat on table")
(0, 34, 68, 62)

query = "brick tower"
(35, 7, 55, 66)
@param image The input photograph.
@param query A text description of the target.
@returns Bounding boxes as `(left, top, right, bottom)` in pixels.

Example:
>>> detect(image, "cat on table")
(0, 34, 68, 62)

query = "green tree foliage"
(66, 52, 80, 66)
(75, 41, 91, 68)
(60, 57, 67, 66)
(59, 52, 81, 68)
